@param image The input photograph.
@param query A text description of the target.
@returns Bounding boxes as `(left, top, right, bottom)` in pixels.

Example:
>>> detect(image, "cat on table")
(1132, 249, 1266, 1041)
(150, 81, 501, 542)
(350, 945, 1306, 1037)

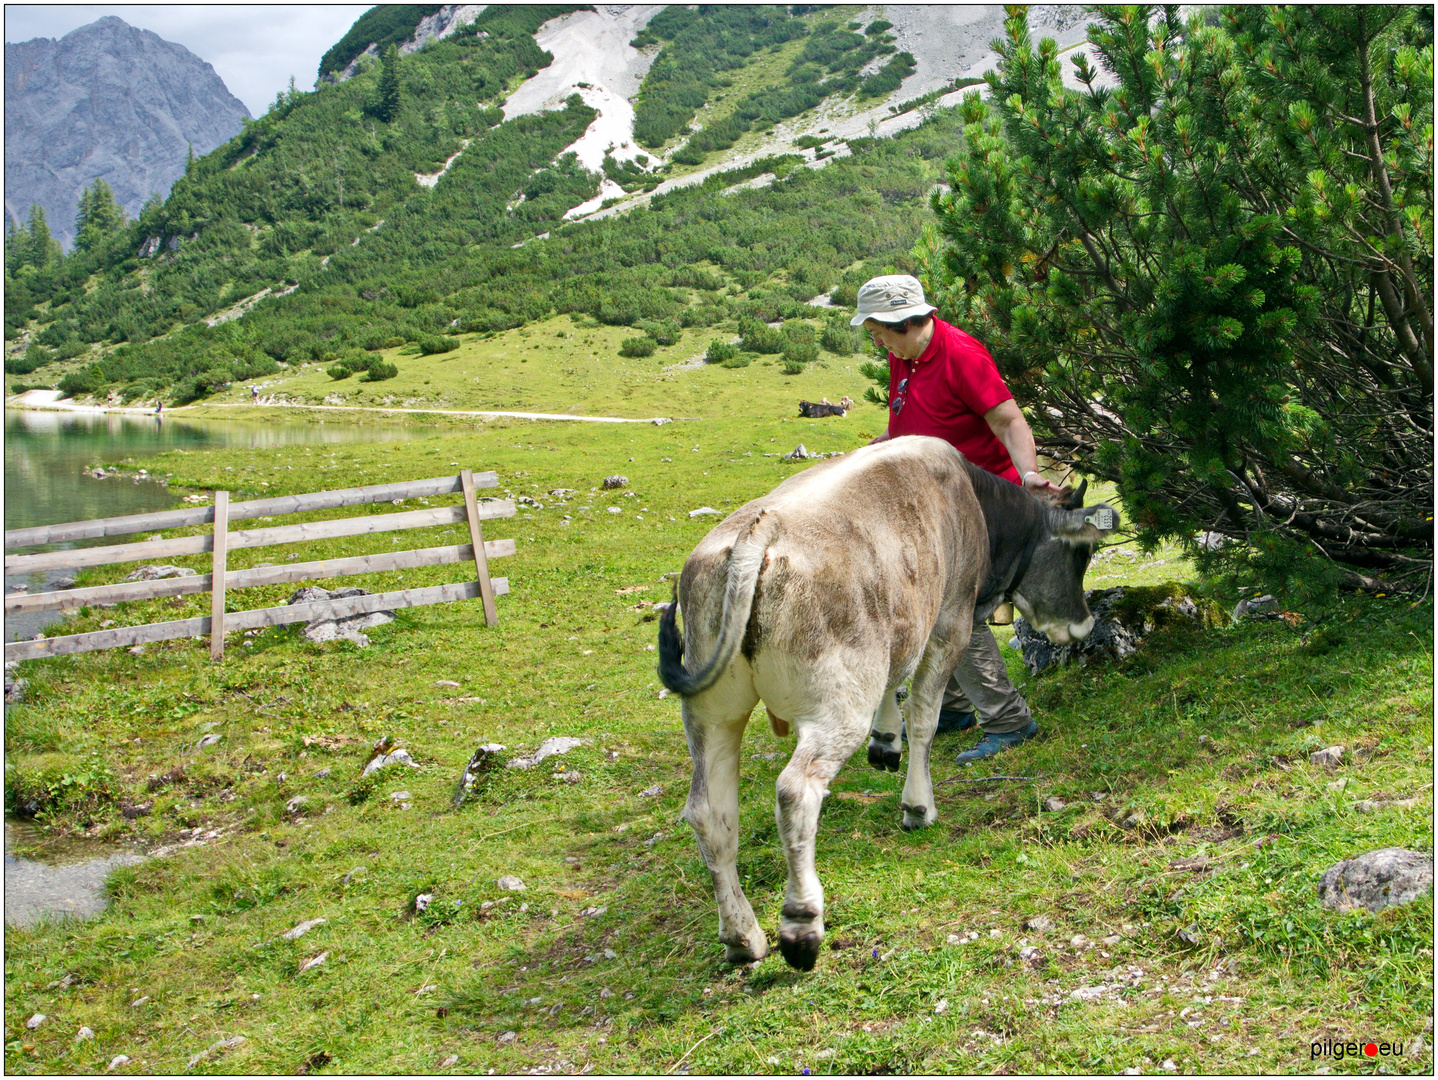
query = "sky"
(4, 5, 373, 117)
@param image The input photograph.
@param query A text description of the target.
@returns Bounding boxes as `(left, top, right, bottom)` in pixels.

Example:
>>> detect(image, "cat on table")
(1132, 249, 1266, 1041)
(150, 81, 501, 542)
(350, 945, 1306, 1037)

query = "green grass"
(185, 312, 876, 421)
(4, 408, 1432, 1075)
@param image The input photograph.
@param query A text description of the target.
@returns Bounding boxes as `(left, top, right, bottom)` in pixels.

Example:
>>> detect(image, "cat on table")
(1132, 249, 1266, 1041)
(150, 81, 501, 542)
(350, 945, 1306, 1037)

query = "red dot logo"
(1364, 1043, 1379, 1057)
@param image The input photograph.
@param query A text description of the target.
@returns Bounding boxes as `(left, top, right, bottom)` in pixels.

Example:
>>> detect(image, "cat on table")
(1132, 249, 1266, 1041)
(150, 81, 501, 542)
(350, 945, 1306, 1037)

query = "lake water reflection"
(4, 409, 426, 641)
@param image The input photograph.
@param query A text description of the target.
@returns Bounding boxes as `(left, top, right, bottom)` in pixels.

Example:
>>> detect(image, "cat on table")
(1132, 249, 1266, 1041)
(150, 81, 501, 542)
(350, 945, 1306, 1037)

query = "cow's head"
(1010, 480, 1119, 644)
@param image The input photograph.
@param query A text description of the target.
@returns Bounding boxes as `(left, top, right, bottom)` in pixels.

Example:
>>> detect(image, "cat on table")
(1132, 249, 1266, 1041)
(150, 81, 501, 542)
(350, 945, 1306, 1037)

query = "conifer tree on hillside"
(374, 44, 402, 123)
(74, 180, 126, 253)
(21, 204, 60, 271)
(920, 5, 1432, 598)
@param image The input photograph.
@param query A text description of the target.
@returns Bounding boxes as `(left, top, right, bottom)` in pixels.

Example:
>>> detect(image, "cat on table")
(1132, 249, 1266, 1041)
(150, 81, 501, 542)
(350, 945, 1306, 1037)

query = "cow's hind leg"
(898, 634, 968, 830)
(682, 690, 769, 964)
(775, 706, 872, 970)
(866, 676, 906, 773)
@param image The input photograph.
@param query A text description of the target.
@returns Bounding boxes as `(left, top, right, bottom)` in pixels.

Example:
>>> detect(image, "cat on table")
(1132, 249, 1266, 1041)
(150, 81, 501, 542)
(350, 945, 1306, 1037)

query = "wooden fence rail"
(4, 469, 514, 663)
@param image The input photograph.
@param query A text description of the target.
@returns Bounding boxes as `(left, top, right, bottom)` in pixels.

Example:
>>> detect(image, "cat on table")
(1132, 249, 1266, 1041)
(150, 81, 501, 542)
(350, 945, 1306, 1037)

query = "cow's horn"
(1072, 477, 1088, 505)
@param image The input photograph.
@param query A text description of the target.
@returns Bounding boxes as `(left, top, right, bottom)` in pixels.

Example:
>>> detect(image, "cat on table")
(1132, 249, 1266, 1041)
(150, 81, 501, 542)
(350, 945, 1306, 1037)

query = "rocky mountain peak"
(5, 16, 251, 249)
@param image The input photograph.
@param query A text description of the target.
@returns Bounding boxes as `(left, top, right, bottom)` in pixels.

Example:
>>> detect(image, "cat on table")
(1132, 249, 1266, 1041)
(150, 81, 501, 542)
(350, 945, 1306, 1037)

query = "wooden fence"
(4, 468, 514, 663)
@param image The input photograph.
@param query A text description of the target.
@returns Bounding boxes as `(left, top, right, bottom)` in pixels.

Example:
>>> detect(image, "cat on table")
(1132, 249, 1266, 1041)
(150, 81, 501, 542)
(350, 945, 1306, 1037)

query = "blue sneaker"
(955, 720, 1039, 765)
(901, 709, 977, 743)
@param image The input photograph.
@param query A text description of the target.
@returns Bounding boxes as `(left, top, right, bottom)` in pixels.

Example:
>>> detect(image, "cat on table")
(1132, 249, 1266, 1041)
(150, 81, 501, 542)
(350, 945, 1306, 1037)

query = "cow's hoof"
(723, 936, 769, 965)
(900, 802, 935, 830)
(778, 930, 822, 971)
(867, 732, 901, 772)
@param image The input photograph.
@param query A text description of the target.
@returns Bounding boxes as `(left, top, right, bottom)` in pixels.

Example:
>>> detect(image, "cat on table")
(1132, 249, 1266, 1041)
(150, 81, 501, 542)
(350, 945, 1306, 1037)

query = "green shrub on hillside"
(705, 340, 739, 364)
(361, 359, 398, 381)
(417, 335, 459, 355)
(738, 316, 786, 354)
(619, 336, 656, 357)
(820, 318, 860, 355)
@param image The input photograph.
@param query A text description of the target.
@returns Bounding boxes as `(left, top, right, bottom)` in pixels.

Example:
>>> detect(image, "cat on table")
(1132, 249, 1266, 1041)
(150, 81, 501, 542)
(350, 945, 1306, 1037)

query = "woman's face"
(865, 319, 916, 357)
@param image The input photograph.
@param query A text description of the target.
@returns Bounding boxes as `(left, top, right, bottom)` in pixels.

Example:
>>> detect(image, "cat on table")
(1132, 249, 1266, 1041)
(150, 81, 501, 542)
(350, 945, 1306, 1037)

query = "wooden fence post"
(209, 491, 229, 660)
(460, 469, 498, 626)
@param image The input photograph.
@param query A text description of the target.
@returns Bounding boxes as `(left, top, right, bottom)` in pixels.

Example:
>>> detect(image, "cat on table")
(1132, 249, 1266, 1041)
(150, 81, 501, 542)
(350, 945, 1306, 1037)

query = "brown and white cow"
(657, 435, 1117, 971)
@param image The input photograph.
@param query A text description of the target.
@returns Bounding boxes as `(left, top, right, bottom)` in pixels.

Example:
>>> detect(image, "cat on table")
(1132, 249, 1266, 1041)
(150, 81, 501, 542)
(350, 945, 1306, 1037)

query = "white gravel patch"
(503, 6, 664, 172)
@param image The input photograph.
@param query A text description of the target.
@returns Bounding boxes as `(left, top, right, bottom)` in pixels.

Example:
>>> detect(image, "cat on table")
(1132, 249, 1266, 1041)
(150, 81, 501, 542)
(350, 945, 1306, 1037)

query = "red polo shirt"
(887, 316, 1020, 483)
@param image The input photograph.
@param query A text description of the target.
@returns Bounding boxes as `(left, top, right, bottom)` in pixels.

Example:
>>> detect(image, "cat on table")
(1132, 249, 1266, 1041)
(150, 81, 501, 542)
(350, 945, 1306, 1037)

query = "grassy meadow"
(4, 386, 1433, 1074)
(188, 310, 879, 422)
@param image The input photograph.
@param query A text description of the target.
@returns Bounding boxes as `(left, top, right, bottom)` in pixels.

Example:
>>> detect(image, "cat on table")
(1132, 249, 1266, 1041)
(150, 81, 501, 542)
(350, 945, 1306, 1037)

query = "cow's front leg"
(775, 714, 868, 970)
(899, 638, 966, 830)
(682, 699, 768, 965)
(866, 683, 904, 772)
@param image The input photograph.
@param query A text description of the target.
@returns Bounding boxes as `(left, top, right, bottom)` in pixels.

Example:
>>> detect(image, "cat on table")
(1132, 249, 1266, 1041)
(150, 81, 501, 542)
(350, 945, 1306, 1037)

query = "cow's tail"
(658, 508, 776, 698)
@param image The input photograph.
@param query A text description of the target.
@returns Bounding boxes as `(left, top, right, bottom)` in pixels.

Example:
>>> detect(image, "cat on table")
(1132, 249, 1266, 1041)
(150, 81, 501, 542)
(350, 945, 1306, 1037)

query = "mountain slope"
(4, 16, 252, 249)
(2, 5, 1104, 409)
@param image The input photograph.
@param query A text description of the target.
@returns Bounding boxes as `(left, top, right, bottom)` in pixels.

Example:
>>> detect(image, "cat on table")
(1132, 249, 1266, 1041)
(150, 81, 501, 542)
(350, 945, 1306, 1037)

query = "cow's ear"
(1054, 503, 1120, 544)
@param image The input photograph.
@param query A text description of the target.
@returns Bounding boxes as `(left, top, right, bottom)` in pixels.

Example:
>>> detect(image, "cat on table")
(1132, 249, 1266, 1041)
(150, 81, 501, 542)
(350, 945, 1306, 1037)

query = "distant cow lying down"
(658, 436, 1116, 970)
(798, 396, 854, 418)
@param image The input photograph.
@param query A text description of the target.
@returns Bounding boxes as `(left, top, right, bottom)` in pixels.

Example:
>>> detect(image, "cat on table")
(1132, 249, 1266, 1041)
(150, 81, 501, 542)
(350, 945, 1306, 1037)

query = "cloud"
(4, 5, 371, 116)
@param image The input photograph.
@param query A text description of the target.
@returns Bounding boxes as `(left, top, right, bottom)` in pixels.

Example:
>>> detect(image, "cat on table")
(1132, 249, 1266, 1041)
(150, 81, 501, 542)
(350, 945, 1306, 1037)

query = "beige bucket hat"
(849, 274, 938, 326)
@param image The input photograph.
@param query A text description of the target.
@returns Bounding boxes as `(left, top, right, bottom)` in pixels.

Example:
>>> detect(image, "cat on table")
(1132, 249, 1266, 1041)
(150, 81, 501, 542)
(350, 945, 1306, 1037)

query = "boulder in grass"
(288, 585, 393, 646)
(1317, 848, 1433, 913)
(123, 564, 197, 582)
(602, 475, 628, 489)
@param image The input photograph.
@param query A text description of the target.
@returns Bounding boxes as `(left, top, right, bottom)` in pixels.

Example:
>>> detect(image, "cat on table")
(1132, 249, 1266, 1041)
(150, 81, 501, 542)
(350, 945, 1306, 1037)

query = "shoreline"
(5, 391, 680, 425)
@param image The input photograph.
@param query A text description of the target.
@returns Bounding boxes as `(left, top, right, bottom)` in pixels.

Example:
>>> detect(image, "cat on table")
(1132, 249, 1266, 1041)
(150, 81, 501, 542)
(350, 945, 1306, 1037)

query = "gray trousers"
(941, 621, 1034, 734)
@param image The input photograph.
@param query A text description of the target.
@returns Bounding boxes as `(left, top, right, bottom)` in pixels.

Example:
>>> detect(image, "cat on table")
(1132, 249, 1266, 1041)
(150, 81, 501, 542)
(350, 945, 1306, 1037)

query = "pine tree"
(23, 204, 59, 269)
(922, 6, 1432, 598)
(374, 44, 402, 123)
(74, 180, 126, 253)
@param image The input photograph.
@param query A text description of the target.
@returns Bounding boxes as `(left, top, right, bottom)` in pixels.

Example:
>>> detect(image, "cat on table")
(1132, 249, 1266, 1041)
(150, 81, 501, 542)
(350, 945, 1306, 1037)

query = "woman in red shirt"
(853, 274, 1056, 763)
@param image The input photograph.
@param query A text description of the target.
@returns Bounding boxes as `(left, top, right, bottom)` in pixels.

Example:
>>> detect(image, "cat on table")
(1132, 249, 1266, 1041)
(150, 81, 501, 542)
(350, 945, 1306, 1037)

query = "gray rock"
(122, 564, 197, 582)
(1232, 593, 1279, 620)
(497, 875, 526, 891)
(51, 576, 78, 589)
(1042, 796, 1067, 812)
(193, 732, 223, 752)
(639, 784, 664, 798)
(1024, 914, 1055, 933)
(75, 1026, 95, 1041)
(688, 506, 721, 517)
(1317, 848, 1433, 913)
(361, 746, 418, 777)
(187, 1036, 246, 1069)
(106, 1055, 131, 1071)
(1354, 800, 1379, 814)
(506, 736, 588, 770)
(5, 676, 27, 704)
(26, 1013, 45, 1029)
(282, 918, 326, 940)
(414, 893, 433, 913)
(289, 585, 393, 646)
(602, 475, 628, 489)
(452, 743, 506, 806)
(5, 17, 250, 251)
(285, 795, 309, 814)
(782, 444, 810, 461)
(1309, 745, 1346, 768)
